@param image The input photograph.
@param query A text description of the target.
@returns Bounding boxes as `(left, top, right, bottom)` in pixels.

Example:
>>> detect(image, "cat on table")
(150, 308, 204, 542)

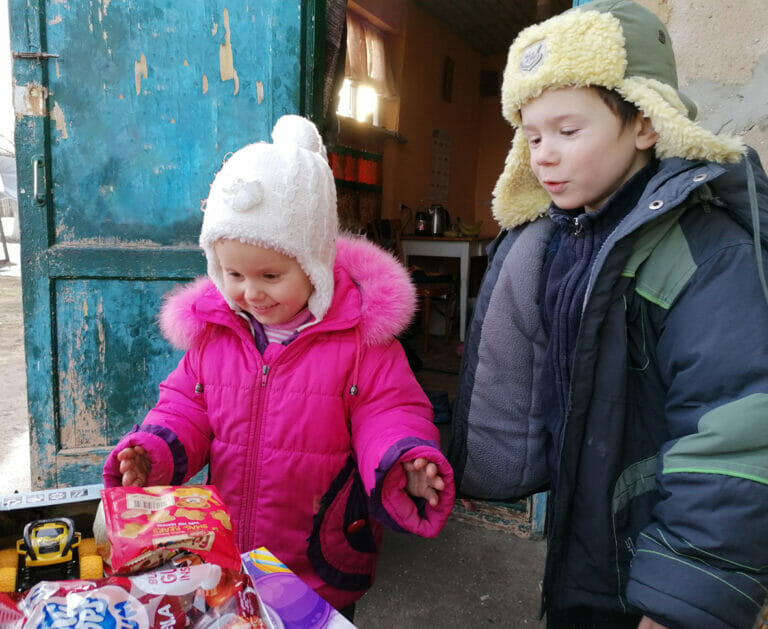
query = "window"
(337, 80, 380, 125)
(337, 12, 396, 126)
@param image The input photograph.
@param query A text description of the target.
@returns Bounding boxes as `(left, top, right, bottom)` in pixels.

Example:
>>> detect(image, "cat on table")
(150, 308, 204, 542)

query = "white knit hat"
(200, 115, 338, 322)
(493, 0, 746, 230)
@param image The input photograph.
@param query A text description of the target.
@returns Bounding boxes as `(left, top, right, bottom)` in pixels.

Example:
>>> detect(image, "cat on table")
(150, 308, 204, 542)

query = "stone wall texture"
(638, 0, 768, 164)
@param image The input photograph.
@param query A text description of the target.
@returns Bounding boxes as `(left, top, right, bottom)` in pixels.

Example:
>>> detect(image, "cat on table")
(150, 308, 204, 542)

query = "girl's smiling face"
(215, 239, 313, 326)
(521, 86, 658, 212)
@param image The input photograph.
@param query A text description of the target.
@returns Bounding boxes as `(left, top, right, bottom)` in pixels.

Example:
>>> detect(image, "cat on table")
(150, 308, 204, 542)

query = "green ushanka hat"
(493, 0, 746, 229)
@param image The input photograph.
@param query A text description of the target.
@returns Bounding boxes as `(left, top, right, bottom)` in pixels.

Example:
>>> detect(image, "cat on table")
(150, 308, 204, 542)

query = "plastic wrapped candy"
(0, 562, 265, 628)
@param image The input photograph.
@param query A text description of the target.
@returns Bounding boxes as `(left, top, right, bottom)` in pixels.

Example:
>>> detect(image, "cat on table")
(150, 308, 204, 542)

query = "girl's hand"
(638, 616, 668, 629)
(403, 457, 446, 507)
(116, 445, 151, 487)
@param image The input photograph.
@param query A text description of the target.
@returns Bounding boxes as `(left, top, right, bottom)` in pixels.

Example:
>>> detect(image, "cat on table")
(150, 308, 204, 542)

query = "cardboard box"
(241, 547, 357, 629)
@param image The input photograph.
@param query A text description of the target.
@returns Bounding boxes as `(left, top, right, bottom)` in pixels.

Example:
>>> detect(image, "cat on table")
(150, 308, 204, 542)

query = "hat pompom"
(272, 114, 325, 156)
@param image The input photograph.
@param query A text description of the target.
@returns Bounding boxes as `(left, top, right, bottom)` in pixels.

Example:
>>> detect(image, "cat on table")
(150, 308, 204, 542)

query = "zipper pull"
(573, 216, 584, 236)
(261, 365, 270, 386)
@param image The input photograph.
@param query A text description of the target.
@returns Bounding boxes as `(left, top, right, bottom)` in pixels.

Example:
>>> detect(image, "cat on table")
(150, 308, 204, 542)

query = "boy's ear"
(635, 115, 659, 151)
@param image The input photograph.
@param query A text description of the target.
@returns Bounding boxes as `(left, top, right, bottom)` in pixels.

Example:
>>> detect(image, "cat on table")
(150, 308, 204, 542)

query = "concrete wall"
(640, 0, 768, 165)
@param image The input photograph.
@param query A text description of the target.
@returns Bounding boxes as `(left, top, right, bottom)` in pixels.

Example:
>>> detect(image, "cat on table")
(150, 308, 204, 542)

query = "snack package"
(99, 485, 241, 574)
(0, 563, 265, 628)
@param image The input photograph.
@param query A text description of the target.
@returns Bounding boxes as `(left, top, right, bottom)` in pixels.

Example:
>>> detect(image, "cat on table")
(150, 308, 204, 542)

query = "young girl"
(103, 115, 455, 614)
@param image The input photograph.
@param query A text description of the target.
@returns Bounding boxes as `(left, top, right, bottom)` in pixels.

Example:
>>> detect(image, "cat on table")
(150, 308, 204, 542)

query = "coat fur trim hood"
(158, 234, 416, 349)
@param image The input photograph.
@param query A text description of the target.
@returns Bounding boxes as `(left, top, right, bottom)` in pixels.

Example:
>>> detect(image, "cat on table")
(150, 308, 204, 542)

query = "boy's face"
(521, 87, 657, 212)
(216, 239, 313, 326)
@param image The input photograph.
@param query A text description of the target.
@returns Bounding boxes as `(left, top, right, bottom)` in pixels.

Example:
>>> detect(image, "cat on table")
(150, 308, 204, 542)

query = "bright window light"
(356, 84, 378, 123)
(337, 79, 380, 126)
(337, 80, 354, 118)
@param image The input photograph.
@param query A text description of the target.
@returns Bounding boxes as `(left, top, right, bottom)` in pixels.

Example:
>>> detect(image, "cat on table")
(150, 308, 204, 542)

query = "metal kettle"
(427, 204, 450, 236)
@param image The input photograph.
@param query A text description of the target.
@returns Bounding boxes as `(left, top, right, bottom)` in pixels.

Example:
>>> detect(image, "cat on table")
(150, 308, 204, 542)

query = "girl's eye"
(528, 136, 541, 147)
(226, 271, 243, 280)
(263, 273, 280, 281)
(561, 128, 577, 136)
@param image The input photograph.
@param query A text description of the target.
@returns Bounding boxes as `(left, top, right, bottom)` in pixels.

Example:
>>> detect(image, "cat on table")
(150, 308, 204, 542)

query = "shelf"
(334, 179, 382, 193)
(337, 116, 407, 144)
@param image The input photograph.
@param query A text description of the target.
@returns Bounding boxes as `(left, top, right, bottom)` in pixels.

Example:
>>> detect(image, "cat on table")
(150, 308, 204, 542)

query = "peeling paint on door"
(134, 52, 148, 95)
(11, 0, 314, 488)
(50, 101, 68, 139)
(13, 83, 47, 117)
(218, 8, 239, 95)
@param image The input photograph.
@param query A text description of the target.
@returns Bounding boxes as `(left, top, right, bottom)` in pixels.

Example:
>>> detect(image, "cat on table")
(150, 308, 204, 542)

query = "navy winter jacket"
(451, 150, 768, 629)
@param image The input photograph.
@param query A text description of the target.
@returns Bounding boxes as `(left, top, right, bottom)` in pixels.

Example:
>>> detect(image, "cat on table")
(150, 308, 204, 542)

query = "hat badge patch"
(520, 40, 546, 73)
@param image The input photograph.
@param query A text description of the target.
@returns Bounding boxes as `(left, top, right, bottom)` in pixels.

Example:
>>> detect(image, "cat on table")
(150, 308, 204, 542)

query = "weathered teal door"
(10, 1, 322, 488)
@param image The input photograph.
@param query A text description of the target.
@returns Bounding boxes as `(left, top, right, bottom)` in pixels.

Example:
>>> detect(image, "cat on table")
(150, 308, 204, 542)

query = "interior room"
(330, 0, 571, 388)
(331, 0, 571, 235)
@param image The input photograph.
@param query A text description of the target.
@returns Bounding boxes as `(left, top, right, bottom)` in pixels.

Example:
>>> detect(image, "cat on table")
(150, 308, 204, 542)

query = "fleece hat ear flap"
(492, 132, 550, 229)
(199, 115, 338, 322)
(492, 0, 746, 229)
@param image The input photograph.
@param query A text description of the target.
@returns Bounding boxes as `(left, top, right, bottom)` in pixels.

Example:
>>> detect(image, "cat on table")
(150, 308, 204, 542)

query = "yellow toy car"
(0, 517, 103, 592)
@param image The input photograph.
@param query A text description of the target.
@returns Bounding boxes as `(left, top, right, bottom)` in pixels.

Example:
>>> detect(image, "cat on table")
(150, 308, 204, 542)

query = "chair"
(366, 219, 456, 353)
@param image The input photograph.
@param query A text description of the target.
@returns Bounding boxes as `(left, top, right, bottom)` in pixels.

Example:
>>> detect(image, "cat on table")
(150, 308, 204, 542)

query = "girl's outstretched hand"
(403, 457, 446, 507)
(116, 445, 151, 487)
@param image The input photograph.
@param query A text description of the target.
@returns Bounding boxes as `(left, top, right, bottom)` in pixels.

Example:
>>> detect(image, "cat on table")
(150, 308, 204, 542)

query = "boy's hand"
(637, 616, 668, 629)
(403, 457, 446, 507)
(116, 445, 151, 487)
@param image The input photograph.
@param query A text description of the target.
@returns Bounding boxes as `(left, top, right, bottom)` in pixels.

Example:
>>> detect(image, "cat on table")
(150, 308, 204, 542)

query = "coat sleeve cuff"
(625, 534, 764, 629)
(102, 425, 178, 488)
(370, 440, 455, 537)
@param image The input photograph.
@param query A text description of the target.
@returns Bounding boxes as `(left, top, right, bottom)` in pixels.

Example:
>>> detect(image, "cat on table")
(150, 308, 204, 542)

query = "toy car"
(0, 517, 103, 592)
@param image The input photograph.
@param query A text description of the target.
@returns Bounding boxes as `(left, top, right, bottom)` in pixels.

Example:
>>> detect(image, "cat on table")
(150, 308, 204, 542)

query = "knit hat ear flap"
(199, 115, 338, 322)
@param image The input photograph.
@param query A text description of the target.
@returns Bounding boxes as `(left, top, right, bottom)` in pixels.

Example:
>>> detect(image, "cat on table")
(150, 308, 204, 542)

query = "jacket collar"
(158, 234, 416, 350)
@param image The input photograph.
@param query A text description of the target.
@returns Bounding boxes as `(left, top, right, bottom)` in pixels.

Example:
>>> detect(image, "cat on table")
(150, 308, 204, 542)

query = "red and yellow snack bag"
(99, 485, 241, 574)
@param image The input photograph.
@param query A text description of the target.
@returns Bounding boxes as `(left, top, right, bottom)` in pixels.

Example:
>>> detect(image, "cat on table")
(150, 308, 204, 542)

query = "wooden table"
(401, 235, 493, 342)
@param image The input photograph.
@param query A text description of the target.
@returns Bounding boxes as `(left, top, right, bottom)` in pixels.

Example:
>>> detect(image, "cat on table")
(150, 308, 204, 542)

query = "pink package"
(100, 485, 241, 574)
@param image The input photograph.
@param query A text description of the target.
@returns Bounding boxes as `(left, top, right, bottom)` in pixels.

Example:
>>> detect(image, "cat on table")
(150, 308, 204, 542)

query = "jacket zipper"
(241, 355, 273, 551)
(545, 207, 635, 608)
(239, 332, 315, 548)
(543, 171, 718, 608)
(572, 215, 584, 236)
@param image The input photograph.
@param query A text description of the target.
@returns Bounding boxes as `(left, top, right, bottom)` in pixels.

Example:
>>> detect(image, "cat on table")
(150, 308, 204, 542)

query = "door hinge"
(12, 51, 60, 60)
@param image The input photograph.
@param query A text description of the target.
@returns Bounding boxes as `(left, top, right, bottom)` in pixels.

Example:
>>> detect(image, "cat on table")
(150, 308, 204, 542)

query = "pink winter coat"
(103, 234, 455, 609)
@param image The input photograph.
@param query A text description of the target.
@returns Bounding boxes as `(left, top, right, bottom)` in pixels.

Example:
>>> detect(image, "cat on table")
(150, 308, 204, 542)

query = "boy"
(450, 1, 768, 627)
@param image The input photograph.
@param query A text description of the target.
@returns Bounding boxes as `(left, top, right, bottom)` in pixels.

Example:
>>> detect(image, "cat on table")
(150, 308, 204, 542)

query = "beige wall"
(345, 0, 505, 235)
(473, 53, 512, 233)
(638, 0, 768, 165)
(387, 3, 486, 228)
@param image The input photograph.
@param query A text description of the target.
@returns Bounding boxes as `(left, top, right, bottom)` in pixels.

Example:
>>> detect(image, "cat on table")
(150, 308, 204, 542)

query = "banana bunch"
(456, 218, 483, 237)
